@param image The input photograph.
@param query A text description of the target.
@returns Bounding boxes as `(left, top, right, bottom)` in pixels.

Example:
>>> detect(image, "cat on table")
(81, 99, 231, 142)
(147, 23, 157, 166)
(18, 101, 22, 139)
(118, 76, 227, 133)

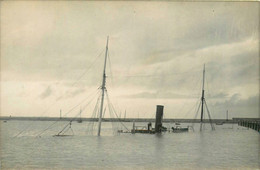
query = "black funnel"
(155, 105, 164, 133)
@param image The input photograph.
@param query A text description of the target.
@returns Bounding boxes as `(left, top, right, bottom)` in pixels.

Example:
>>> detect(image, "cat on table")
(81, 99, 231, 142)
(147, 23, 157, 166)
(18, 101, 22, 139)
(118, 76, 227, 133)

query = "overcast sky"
(1, 1, 259, 119)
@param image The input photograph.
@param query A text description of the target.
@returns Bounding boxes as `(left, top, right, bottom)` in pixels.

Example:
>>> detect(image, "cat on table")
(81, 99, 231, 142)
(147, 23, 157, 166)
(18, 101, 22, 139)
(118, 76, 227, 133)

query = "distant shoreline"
(1, 116, 259, 123)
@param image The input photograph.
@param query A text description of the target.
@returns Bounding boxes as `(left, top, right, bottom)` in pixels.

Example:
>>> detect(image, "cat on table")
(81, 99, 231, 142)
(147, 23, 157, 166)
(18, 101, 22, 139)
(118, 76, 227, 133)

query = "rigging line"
(70, 127, 75, 135)
(13, 101, 63, 138)
(204, 75, 217, 120)
(87, 99, 100, 132)
(62, 126, 73, 135)
(102, 85, 122, 123)
(13, 101, 61, 138)
(112, 72, 199, 78)
(181, 75, 204, 118)
(106, 97, 118, 134)
(91, 107, 99, 134)
(205, 78, 211, 107)
(191, 100, 202, 128)
(13, 50, 104, 138)
(172, 72, 202, 118)
(35, 88, 100, 137)
(105, 92, 115, 129)
(193, 99, 201, 120)
(57, 121, 72, 136)
(193, 72, 204, 97)
(109, 104, 121, 135)
(55, 90, 100, 136)
(205, 75, 211, 98)
(182, 97, 201, 118)
(107, 49, 114, 86)
(105, 91, 129, 131)
(70, 91, 99, 121)
(204, 100, 215, 130)
(92, 95, 101, 118)
(86, 95, 101, 134)
(59, 122, 74, 136)
(47, 88, 100, 136)
(102, 107, 107, 118)
(112, 66, 202, 78)
(70, 49, 105, 87)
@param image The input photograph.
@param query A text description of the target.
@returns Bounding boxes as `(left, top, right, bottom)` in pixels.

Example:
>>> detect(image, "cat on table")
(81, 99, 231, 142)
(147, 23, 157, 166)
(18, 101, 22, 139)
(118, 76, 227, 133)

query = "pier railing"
(238, 120, 260, 133)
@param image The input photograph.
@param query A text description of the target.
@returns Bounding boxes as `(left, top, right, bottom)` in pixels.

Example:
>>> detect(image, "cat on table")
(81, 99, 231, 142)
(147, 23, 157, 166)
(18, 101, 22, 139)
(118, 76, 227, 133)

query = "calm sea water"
(0, 120, 259, 170)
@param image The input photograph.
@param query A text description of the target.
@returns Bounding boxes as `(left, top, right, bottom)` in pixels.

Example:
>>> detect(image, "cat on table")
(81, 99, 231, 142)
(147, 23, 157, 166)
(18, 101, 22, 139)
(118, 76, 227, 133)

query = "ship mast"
(226, 110, 228, 121)
(97, 36, 109, 136)
(199, 64, 215, 131)
(200, 64, 205, 131)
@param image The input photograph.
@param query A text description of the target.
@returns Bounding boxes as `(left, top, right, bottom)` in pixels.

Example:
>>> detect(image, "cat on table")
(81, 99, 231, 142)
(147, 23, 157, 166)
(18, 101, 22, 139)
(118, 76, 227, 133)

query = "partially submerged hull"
(131, 129, 156, 134)
(216, 122, 224, 125)
(172, 127, 189, 133)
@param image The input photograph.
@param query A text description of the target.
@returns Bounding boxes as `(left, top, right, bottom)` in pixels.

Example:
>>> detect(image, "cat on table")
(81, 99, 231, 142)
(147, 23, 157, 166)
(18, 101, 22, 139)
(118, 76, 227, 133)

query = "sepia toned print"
(0, 1, 259, 170)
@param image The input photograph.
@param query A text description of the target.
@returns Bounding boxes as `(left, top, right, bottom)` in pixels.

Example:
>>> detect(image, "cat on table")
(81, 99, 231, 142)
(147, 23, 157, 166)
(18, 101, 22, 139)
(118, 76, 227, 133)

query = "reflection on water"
(0, 121, 259, 169)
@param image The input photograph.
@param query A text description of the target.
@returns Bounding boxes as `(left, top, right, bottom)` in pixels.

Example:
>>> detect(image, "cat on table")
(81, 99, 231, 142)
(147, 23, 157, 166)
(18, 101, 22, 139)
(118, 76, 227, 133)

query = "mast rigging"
(97, 36, 109, 136)
(199, 64, 215, 131)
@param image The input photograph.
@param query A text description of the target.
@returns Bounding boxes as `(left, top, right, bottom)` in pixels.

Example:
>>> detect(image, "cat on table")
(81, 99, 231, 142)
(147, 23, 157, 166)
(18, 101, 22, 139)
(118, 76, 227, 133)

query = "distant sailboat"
(216, 110, 228, 125)
(77, 108, 82, 123)
(124, 110, 126, 121)
(226, 110, 229, 121)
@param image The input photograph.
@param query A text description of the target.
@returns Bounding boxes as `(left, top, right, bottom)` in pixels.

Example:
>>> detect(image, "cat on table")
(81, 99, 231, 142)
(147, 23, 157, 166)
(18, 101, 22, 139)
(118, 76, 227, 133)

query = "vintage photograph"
(0, 1, 259, 169)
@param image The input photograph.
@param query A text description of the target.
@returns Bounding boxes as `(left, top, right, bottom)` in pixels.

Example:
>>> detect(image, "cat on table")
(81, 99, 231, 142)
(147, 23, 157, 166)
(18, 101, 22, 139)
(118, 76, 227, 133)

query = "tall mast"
(97, 36, 109, 136)
(200, 64, 205, 130)
(80, 107, 81, 118)
(226, 110, 228, 121)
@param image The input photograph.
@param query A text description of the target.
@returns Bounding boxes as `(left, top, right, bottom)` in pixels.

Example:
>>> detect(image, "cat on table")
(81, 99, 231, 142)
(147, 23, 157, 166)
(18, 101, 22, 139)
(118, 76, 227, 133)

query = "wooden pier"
(237, 119, 260, 133)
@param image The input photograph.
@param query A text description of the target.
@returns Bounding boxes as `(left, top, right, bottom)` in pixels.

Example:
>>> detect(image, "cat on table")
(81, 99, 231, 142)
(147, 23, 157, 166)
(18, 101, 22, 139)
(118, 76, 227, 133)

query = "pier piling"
(238, 120, 260, 133)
